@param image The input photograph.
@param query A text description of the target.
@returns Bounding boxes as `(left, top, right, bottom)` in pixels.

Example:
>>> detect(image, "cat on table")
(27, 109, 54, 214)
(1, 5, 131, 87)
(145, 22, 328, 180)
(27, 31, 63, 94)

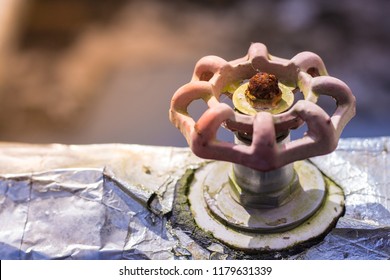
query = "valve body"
(170, 43, 355, 250)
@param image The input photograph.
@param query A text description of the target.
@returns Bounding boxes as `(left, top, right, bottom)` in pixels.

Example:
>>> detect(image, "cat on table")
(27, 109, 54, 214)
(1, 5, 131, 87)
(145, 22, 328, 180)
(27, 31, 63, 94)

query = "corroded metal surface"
(189, 160, 343, 251)
(202, 161, 329, 233)
(0, 138, 389, 259)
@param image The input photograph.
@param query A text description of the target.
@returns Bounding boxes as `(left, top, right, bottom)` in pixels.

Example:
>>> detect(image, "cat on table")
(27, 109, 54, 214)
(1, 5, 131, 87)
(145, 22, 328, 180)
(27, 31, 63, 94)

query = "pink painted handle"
(169, 43, 356, 171)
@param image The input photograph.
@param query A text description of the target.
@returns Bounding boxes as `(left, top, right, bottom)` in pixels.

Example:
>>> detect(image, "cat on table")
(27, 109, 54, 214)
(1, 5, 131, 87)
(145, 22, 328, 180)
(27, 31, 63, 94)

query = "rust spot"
(265, 217, 287, 226)
(245, 72, 282, 107)
(142, 165, 151, 175)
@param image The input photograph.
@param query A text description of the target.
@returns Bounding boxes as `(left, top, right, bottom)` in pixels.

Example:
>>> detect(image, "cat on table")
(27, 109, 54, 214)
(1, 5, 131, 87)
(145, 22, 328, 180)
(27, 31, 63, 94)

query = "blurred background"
(0, 0, 389, 147)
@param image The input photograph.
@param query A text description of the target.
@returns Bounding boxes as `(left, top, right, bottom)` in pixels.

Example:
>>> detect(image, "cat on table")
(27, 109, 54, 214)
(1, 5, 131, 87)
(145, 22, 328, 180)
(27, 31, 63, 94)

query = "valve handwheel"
(169, 43, 356, 251)
(170, 43, 355, 171)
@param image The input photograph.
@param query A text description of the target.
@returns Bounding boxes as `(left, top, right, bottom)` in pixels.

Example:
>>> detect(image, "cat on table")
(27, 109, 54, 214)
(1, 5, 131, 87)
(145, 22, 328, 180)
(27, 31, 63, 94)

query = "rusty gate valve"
(169, 43, 356, 171)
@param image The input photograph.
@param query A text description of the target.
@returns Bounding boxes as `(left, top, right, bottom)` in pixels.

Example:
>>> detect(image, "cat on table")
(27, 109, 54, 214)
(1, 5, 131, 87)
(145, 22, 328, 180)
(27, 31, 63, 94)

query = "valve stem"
(245, 72, 282, 108)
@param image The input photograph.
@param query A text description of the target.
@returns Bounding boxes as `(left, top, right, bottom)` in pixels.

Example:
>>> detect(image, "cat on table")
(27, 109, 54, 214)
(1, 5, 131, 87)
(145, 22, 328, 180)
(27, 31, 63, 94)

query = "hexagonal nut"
(229, 173, 300, 208)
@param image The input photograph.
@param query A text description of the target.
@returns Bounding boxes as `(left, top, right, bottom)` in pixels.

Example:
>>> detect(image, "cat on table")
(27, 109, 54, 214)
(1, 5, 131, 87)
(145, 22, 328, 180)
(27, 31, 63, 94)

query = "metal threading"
(229, 72, 299, 209)
(229, 131, 300, 208)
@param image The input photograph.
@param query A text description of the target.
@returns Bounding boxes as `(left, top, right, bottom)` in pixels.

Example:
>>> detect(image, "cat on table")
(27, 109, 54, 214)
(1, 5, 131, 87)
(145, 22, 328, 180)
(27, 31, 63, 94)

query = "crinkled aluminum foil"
(0, 138, 389, 259)
(0, 144, 205, 259)
(294, 137, 390, 259)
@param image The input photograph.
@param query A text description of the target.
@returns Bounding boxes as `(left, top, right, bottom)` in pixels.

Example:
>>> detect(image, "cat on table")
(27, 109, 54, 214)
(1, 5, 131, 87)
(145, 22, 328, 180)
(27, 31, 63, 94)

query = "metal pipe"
(229, 133, 299, 208)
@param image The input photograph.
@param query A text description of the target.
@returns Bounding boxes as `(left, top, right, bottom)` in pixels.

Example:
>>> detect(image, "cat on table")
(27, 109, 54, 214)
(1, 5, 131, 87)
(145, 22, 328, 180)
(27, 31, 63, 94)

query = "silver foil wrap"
(0, 138, 389, 259)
